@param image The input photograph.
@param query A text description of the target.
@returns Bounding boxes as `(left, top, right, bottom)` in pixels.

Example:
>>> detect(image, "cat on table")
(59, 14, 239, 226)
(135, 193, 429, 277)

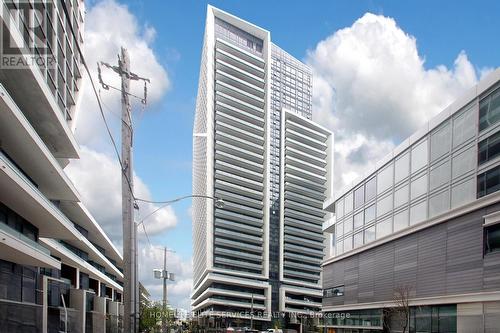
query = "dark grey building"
(322, 69, 500, 333)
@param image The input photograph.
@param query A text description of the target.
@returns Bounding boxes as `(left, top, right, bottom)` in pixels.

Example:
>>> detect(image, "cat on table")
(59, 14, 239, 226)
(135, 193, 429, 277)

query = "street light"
(132, 195, 224, 333)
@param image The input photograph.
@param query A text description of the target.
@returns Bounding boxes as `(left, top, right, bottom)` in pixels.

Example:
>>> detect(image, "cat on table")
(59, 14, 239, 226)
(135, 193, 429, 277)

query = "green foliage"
(140, 301, 176, 332)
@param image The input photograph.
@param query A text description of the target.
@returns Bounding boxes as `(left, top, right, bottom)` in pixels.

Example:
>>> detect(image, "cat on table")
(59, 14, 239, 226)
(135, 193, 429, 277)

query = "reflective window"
(377, 194, 393, 217)
(453, 105, 476, 148)
(394, 209, 409, 232)
(452, 145, 475, 179)
(451, 177, 475, 208)
(377, 163, 394, 195)
(353, 231, 364, 248)
(394, 184, 409, 208)
(430, 122, 451, 162)
(335, 239, 343, 256)
(364, 204, 376, 223)
(430, 160, 451, 190)
(478, 130, 500, 165)
(376, 218, 392, 239)
(364, 226, 375, 243)
(323, 286, 345, 298)
(485, 223, 500, 254)
(344, 215, 353, 234)
(395, 152, 410, 183)
(410, 200, 427, 225)
(479, 87, 500, 131)
(429, 190, 450, 218)
(344, 236, 353, 252)
(344, 192, 354, 214)
(336, 198, 344, 218)
(411, 139, 428, 173)
(354, 212, 364, 229)
(354, 186, 364, 209)
(477, 165, 500, 198)
(335, 221, 344, 238)
(411, 173, 428, 200)
(365, 177, 377, 202)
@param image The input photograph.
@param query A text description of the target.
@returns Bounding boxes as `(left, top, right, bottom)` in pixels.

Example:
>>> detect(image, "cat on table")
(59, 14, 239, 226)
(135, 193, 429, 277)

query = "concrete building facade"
(192, 5, 333, 330)
(0, 1, 124, 332)
(322, 69, 500, 333)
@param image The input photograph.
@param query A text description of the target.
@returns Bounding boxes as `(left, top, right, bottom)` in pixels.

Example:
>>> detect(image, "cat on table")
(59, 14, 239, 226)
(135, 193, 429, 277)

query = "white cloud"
(307, 12, 483, 192)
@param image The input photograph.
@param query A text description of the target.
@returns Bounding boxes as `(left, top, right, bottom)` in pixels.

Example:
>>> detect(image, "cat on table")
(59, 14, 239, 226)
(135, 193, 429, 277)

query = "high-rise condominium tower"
(192, 6, 334, 329)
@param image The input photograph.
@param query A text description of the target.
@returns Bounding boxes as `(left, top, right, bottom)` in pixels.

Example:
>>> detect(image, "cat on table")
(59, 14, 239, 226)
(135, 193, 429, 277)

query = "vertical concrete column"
(93, 296, 107, 332)
(70, 289, 86, 333)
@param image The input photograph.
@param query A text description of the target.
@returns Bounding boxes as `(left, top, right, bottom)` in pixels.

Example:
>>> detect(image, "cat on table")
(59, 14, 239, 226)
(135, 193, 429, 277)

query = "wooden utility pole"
(99, 47, 150, 333)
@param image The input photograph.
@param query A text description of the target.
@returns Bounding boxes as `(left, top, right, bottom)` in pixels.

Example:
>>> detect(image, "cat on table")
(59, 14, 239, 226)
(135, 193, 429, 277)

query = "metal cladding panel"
(323, 202, 500, 307)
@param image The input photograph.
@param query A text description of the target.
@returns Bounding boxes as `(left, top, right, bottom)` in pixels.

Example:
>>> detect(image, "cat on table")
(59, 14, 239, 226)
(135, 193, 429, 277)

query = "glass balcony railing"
(0, 222, 50, 255)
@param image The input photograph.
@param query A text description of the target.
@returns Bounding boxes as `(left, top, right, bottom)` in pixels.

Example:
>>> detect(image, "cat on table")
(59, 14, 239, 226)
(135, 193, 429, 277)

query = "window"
(344, 216, 353, 234)
(344, 192, 354, 214)
(410, 200, 427, 225)
(364, 226, 375, 243)
(478, 165, 500, 198)
(395, 152, 410, 183)
(336, 199, 344, 218)
(478, 130, 500, 165)
(376, 218, 392, 239)
(335, 240, 344, 256)
(377, 163, 394, 195)
(411, 173, 428, 200)
(324, 285, 344, 297)
(353, 231, 364, 248)
(430, 122, 451, 162)
(479, 87, 500, 131)
(365, 177, 377, 202)
(344, 236, 353, 252)
(377, 194, 393, 217)
(364, 204, 376, 223)
(485, 223, 500, 254)
(354, 212, 364, 229)
(354, 186, 364, 209)
(394, 184, 409, 208)
(453, 105, 476, 148)
(411, 139, 428, 173)
(335, 221, 344, 238)
(394, 209, 409, 232)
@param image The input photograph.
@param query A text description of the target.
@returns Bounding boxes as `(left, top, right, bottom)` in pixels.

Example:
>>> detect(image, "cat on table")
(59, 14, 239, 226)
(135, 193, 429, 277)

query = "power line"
(59, 0, 136, 203)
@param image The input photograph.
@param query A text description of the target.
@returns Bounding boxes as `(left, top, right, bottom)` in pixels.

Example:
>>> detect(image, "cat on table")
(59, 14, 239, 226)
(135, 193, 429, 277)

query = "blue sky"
(119, 0, 499, 259)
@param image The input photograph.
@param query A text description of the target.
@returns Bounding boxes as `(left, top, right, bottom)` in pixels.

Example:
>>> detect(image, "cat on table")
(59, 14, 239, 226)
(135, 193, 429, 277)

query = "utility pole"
(250, 293, 254, 330)
(99, 47, 150, 333)
(163, 247, 168, 333)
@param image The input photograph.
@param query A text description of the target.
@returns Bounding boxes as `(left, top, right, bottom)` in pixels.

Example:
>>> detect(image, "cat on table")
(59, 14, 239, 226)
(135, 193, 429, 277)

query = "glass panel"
(354, 186, 364, 209)
(394, 209, 409, 232)
(335, 221, 344, 238)
(344, 192, 354, 214)
(411, 139, 428, 173)
(335, 240, 343, 256)
(478, 165, 500, 198)
(394, 183, 409, 208)
(364, 204, 376, 223)
(336, 198, 344, 218)
(344, 215, 353, 234)
(365, 177, 377, 202)
(430, 121, 451, 162)
(429, 190, 450, 218)
(377, 163, 394, 195)
(451, 177, 475, 208)
(438, 305, 457, 333)
(453, 105, 476, 148)
(485, 223, 500, 254)
(354, 212, 364, 229)
(364, 226, 375, 243)
(344, 236, 353, 252)
(353, 231, 364, 248)
(411, 173, 428, 200)
(452, 145, 475, 179)
(478, 130, 500, 165)
(395, 152, 410, 183)
(376, 193, 393, 217)
(410, 200, 427, 225)
(479, 88, 500, 131)
(430, 160, 451, 190)
(376, 217, 392, 239)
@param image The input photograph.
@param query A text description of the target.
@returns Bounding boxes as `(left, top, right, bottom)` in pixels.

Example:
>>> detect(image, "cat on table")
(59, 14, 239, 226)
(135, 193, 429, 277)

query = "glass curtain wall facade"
(322, 69, 500, 333)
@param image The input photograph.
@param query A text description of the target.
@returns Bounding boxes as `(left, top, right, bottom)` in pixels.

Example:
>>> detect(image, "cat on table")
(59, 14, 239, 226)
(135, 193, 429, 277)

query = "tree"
(385, 284, 413, 333)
